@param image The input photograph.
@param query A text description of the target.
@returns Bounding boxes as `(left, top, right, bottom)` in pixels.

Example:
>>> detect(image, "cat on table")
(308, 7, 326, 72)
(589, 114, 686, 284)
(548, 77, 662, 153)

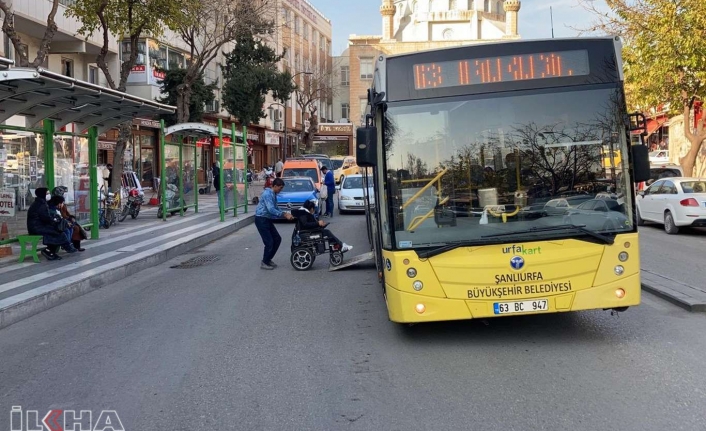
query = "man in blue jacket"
(321, 166, 336, 217)
(255, 178, 294, 270)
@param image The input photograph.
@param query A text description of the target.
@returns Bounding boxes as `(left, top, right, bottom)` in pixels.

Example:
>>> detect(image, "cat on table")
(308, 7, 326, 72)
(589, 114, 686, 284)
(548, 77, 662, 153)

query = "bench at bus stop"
(16, 235, 44, 263)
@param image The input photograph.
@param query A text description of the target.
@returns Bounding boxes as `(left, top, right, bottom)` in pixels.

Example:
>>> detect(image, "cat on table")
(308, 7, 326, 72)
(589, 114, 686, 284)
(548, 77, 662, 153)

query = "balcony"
(13, 0, 118, 54)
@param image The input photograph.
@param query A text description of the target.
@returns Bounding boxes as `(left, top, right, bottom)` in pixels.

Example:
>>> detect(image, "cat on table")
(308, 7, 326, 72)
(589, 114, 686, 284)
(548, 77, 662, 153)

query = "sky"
(311, 0, 610, 56)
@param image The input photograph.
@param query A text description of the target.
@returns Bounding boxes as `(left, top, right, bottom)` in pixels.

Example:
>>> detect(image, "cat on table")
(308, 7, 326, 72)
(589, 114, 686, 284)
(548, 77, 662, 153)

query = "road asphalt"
(1, 210, 705, 430)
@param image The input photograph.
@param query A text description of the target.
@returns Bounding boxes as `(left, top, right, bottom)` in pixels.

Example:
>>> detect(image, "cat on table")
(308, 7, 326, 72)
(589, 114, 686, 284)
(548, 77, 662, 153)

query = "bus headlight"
(415, 303, 426, 314)
(407, 268, 417, 278)
(614, 265, 625, 275)
(618, 251, 628, 262)
(615, 288, 626, 298)
(413, 280, 423, 291)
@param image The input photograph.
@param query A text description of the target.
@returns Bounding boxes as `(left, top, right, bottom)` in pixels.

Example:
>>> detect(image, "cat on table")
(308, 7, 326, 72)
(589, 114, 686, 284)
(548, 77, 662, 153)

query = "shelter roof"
(0, 58, 175, 134)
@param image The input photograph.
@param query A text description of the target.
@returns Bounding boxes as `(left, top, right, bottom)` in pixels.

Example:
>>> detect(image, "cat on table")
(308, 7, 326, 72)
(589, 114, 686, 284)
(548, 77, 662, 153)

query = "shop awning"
(646, 116, 668, 135)
(0, 64, 175, 134)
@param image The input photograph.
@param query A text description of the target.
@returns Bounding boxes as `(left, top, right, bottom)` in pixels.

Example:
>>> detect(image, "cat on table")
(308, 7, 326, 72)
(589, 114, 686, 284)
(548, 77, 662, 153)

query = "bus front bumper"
(384, 273, 641, 323)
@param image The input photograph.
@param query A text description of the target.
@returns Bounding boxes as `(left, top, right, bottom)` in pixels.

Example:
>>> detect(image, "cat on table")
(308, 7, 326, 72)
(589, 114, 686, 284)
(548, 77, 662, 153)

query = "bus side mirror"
(357, 126, 377, 167)
(631, 144, 650, 183)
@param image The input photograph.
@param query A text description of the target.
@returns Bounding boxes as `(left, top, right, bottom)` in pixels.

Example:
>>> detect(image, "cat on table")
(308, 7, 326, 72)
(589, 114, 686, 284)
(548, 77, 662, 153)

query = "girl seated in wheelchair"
(292, 200, 352, 253)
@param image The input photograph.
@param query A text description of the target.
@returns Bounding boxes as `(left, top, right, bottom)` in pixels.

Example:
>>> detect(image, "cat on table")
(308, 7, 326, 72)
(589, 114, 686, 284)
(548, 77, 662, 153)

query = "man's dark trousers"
(255, 216, 282, 264)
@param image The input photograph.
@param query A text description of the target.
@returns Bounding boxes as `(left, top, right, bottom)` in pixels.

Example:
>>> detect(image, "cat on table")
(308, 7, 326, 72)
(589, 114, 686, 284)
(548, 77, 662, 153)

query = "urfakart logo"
(510, 256, 525, 270)
(502, 244, 541, 255)
(10, 406, 124, 431)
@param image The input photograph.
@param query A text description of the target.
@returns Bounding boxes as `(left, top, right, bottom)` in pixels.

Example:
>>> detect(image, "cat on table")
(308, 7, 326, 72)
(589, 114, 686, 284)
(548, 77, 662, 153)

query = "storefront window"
(123, 138, 135, 172)
(148, 40, 167, 70)
(168, 50, 185, 69)
(0, 130, 45, 238)
(183, 145, 196, 208)
(54, 135, 90, 225)
(121, 40, 146, 65)
(140, 135, 155, 185)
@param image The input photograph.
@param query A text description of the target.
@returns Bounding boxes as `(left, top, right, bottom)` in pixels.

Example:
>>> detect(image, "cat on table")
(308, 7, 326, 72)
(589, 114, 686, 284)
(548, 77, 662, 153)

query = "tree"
(294, 65, 335, 152)
(0, 0, 60, 67)
(156, 68, 217, 127)
(221, 32, 290, 130)
(173, 0, 276, 123)
(65, 0, 185, 191)
(579, 0, 706, 176)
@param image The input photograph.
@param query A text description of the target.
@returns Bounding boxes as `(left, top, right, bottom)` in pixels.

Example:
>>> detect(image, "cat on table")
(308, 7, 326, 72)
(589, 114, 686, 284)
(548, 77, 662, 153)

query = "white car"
(337, 174, 374, 214)
(636, 177, 706, 234)
(648, 150, 669, 164)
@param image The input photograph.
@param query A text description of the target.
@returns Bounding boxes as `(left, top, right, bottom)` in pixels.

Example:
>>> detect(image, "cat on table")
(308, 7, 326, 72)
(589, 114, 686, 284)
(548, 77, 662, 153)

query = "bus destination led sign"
(413, 50, 590, 90)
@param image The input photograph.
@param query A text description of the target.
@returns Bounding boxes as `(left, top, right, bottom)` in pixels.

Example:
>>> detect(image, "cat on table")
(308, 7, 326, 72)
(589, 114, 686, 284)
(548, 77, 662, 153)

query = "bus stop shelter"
(161, 120, 250, 222)
(0, 57, 175, 246)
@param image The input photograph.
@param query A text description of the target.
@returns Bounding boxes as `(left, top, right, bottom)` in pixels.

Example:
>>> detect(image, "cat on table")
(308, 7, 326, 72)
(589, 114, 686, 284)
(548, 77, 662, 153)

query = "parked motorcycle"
(119, 188, 143, 221)
(157, 183, 186, 218)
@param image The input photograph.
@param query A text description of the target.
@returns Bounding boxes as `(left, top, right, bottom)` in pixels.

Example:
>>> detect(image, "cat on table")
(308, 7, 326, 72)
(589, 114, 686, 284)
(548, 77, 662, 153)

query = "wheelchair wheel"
(291, 247, 315, 270)
(329, 251, 343, 267)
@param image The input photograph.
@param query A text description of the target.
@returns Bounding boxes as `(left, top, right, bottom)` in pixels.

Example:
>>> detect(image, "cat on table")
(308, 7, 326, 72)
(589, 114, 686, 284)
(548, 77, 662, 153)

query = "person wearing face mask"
(26, 188, 76, 260)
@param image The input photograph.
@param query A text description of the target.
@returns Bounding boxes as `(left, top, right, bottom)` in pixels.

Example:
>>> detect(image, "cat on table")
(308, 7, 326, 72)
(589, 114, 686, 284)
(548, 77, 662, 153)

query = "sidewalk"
(0, 192, 258, 330)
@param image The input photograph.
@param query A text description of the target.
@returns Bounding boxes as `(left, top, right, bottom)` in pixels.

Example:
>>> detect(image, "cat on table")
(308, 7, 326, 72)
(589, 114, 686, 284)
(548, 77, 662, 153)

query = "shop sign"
(0, 190, 15, 217)
(265, 131, 281, 146)
(0, 148, 6, 164)
(134, 118, 161, 128)
(283, 0, 319, 24)
(98, 141, 116, 150)
(314, 136, 348, 141)
(234, 130, 259, 141)
(127, 64, 147, 84)
(318, 123, 353, 134)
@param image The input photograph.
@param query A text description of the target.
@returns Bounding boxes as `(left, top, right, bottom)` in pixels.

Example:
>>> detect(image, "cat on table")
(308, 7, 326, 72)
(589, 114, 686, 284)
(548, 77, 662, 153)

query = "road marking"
(0, 217, 250, 311)
(0, 219, 225, 295)
(0, 210, 221, 276)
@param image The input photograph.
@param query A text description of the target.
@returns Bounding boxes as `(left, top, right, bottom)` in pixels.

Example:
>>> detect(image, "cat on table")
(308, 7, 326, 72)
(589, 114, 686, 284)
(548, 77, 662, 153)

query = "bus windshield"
(383, 85, 633, 249)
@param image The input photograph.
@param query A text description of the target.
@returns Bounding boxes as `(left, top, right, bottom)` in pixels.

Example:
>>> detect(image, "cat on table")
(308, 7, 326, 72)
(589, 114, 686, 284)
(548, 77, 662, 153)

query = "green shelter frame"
(161, 119, 249, 222)
(0, 58, 175, 245)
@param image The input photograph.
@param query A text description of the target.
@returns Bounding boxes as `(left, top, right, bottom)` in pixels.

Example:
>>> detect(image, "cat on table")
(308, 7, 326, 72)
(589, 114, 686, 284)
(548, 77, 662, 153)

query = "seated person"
(52, 186, 87, 251)
(292, 200, 352, 253)
(26, 188, 77, 260)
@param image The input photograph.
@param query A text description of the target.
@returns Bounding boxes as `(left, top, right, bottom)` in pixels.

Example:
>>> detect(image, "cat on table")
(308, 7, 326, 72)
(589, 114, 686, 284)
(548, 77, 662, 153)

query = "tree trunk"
(176, 83, 192, 124)
(111, 123, 132, 193)
(0, 0, 59, 67)
(680, 103, 706, 177)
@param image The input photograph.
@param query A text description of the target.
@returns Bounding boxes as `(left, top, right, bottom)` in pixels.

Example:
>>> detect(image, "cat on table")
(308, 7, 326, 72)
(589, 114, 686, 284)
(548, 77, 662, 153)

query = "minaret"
(380, 0, 396, 40)
(503, 0, 521, 38)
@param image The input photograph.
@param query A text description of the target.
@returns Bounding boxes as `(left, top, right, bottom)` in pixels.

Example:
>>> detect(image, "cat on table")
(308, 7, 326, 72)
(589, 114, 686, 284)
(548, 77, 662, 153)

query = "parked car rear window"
(283, 168, 318, 184)
(680, 181, 706, 193)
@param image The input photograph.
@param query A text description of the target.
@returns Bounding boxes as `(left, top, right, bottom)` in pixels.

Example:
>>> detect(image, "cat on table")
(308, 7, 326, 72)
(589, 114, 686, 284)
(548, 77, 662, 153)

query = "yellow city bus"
(355, 37, 651, 323)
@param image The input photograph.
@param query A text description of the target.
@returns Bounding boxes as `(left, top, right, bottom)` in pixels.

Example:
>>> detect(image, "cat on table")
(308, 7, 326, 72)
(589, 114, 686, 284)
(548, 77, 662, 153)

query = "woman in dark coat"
(26, 188, 74, 260)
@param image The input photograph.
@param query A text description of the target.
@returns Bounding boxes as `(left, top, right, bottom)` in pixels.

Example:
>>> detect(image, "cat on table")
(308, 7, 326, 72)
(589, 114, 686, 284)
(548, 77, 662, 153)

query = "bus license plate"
(494, 299, 548, 315)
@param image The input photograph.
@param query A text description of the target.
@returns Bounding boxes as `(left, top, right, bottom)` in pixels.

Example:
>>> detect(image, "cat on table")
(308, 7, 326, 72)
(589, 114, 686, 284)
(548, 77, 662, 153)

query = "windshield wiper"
(417, 240, 491, 259)
(482, 224, 615, 245)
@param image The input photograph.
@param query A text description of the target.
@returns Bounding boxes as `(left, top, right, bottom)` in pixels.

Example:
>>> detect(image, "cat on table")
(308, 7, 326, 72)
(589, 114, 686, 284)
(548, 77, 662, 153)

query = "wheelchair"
(290, 221, 345, 271)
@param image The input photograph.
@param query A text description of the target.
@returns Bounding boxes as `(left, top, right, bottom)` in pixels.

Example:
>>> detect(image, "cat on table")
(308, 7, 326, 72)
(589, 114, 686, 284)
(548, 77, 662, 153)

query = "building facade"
(2, 0, 334, 181)
(348, 0, 522, 135)
(332, 48, 351, 123)
(260, 0, 334, 162)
